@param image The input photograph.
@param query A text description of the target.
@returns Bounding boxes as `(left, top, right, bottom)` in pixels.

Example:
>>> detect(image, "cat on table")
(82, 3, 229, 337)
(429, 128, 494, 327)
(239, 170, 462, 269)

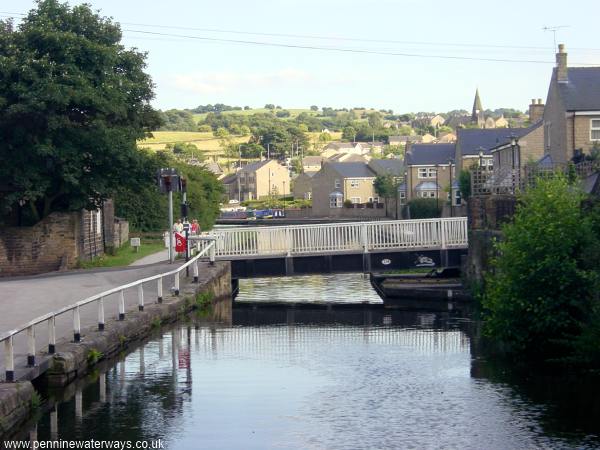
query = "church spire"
(471, 88, 485, 128)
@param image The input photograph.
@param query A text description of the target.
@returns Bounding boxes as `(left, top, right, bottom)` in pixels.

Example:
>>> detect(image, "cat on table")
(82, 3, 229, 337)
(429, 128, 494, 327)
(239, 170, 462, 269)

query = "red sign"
(175, 232, 187, 252)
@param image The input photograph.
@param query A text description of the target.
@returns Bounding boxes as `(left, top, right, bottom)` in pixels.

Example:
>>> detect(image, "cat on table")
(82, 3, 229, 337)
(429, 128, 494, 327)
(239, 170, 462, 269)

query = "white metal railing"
(0, 239, 216, 383)
(207, 218, 468, 258)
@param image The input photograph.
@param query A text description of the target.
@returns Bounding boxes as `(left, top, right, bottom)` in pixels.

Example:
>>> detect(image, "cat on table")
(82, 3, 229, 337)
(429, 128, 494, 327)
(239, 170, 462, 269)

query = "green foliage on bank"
(482, 175, 600, 367)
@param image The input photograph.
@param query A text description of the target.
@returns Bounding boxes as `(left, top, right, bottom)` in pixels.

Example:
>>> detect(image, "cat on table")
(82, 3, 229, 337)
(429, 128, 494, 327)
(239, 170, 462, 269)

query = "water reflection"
(16, 306, 599, 449)
(236, 273, 383, 304)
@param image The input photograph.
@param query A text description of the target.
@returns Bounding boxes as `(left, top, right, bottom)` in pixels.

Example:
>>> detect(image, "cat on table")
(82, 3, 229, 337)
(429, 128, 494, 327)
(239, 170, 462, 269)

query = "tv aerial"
(542, 25, 570, 49)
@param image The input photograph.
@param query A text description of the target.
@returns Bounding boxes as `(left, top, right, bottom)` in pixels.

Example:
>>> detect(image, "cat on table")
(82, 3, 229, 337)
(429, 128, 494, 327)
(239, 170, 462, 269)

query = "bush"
(482, 175, 600, 364)
(407, 198, 442, 219)
(343, 199, 353, 208)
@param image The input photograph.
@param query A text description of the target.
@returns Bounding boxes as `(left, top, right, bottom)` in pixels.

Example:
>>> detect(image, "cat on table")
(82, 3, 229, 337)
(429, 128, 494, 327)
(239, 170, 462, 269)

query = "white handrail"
(206, 218, 468, 258)
(1, 239, 216, 382)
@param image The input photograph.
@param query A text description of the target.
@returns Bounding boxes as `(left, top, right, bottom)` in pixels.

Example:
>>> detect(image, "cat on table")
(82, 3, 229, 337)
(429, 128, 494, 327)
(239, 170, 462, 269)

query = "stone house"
(302, 156, 324, 172)
(430, 114, 446, 128)
(489, 122, 545, 192)
(292, 171, 316, 200)
(542, 44, 600, 164)
(311, 162, 378, 216)
(454, 127, 532, 173)
(405, 143, 459, 205)
(323, 141, 366, 155)
(233, 160, 290, 201)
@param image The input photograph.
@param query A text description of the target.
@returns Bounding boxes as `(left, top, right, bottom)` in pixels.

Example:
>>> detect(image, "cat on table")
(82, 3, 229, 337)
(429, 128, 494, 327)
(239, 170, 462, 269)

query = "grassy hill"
(192, 108, 317, 123)
(138, 131, 250, 153)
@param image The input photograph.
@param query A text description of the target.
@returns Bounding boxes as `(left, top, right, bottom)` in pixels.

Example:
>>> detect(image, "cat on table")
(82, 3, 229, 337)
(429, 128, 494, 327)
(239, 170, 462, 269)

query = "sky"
(2, 0, 599, 113)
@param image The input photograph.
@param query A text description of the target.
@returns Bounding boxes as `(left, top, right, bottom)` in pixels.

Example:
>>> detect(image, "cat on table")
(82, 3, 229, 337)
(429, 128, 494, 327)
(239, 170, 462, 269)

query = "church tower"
(471, 88, 485, 128)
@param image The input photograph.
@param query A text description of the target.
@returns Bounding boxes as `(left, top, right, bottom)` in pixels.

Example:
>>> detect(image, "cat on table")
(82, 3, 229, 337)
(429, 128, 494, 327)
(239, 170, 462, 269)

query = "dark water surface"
(17, 275, 600, 449)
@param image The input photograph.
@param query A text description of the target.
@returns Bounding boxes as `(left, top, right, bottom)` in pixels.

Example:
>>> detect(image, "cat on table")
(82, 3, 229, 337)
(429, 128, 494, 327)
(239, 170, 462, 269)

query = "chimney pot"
(537, 98, 542, 105)
(531, 98, 536, 105)
(558, 43, 565, 53)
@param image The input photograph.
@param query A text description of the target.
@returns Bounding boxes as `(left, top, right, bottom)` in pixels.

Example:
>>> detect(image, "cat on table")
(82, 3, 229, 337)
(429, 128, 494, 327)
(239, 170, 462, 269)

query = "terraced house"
(542, 44, 600, 164)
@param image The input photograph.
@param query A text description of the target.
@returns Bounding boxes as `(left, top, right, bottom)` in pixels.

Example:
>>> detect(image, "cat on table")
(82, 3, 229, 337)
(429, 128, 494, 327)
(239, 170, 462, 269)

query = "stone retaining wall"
(0, 382, 35, 436)
(0, 212, 79, 277)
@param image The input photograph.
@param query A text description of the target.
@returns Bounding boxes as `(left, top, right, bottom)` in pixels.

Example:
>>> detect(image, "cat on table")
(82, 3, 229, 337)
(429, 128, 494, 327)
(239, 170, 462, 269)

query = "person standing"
(191, 219, 200, 234)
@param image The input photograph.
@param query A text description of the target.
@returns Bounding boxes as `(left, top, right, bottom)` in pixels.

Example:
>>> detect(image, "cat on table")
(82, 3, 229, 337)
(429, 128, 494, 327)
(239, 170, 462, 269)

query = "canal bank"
(0, 261, 231, 437)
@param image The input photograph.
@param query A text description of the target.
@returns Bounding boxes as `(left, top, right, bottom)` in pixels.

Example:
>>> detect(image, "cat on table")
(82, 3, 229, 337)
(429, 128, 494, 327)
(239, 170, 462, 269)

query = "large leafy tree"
(0, 0, 161, 224)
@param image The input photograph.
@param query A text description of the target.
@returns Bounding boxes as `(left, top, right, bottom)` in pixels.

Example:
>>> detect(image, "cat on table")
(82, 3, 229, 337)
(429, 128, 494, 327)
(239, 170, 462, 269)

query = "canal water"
(14, 274, 600, 449)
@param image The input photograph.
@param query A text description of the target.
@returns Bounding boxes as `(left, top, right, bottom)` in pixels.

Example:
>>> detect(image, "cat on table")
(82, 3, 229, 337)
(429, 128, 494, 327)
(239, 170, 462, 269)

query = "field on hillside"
(192, 108, 317, 122)
(139, 131, 250, 152)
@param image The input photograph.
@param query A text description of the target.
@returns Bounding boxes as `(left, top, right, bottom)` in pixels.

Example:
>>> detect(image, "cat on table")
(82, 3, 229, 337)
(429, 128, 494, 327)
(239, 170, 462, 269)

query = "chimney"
(556, 44, 568, 83)
(529, 98, 545, 123)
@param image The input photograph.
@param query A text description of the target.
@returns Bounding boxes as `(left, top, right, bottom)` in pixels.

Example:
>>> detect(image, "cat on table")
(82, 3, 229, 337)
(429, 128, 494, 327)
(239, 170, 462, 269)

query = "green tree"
(310, 105, 319, 111)
(0, 1, 161, 224)
(367, 111, 383, 129)
(214, 127, 229, 138)
(342, 126, 356, 141)
(482, 176, 600, 362)
(374, 174, 399, 216)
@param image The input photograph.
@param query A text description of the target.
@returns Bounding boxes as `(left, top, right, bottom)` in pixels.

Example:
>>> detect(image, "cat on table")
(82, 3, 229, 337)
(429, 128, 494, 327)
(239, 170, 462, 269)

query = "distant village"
(201, 44, 599, 220)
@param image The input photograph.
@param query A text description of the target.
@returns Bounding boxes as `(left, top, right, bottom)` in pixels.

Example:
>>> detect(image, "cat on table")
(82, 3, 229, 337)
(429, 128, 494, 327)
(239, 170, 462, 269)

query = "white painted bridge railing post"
(361, 223, 369, 253)
(73, 305, 81, 343)
(26, 326, 35, 367)
(119, 290, 125, 321)
(4, 336, 14, 381)
(440, 219, 447, 250)
(48, 316, 56, 354)
(138, 284, 144, 311)
(98, 297, 105, 331)
(157, 277, 163, 303)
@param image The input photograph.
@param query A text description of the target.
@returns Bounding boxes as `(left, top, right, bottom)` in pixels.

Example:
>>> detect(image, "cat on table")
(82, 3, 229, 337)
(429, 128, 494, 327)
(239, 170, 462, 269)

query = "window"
(418, 168, 436, 178)
(545, 122, 552, 149)
(330, 195, 343, 208)
(591, 119, 600, 141)
(351, 197, 361, 204)
(455, 191, 462, 206)
(304, 192, 312, 200)
(419, 191, 436, 198)
(334, 179, 341, 189)
(350, 179, 359, 188)
(481, 158, 493, 171)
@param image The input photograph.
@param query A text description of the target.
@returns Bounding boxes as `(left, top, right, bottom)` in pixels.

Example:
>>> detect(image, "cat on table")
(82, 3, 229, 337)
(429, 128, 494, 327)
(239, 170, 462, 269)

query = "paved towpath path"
(0, 259, 196, 380)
